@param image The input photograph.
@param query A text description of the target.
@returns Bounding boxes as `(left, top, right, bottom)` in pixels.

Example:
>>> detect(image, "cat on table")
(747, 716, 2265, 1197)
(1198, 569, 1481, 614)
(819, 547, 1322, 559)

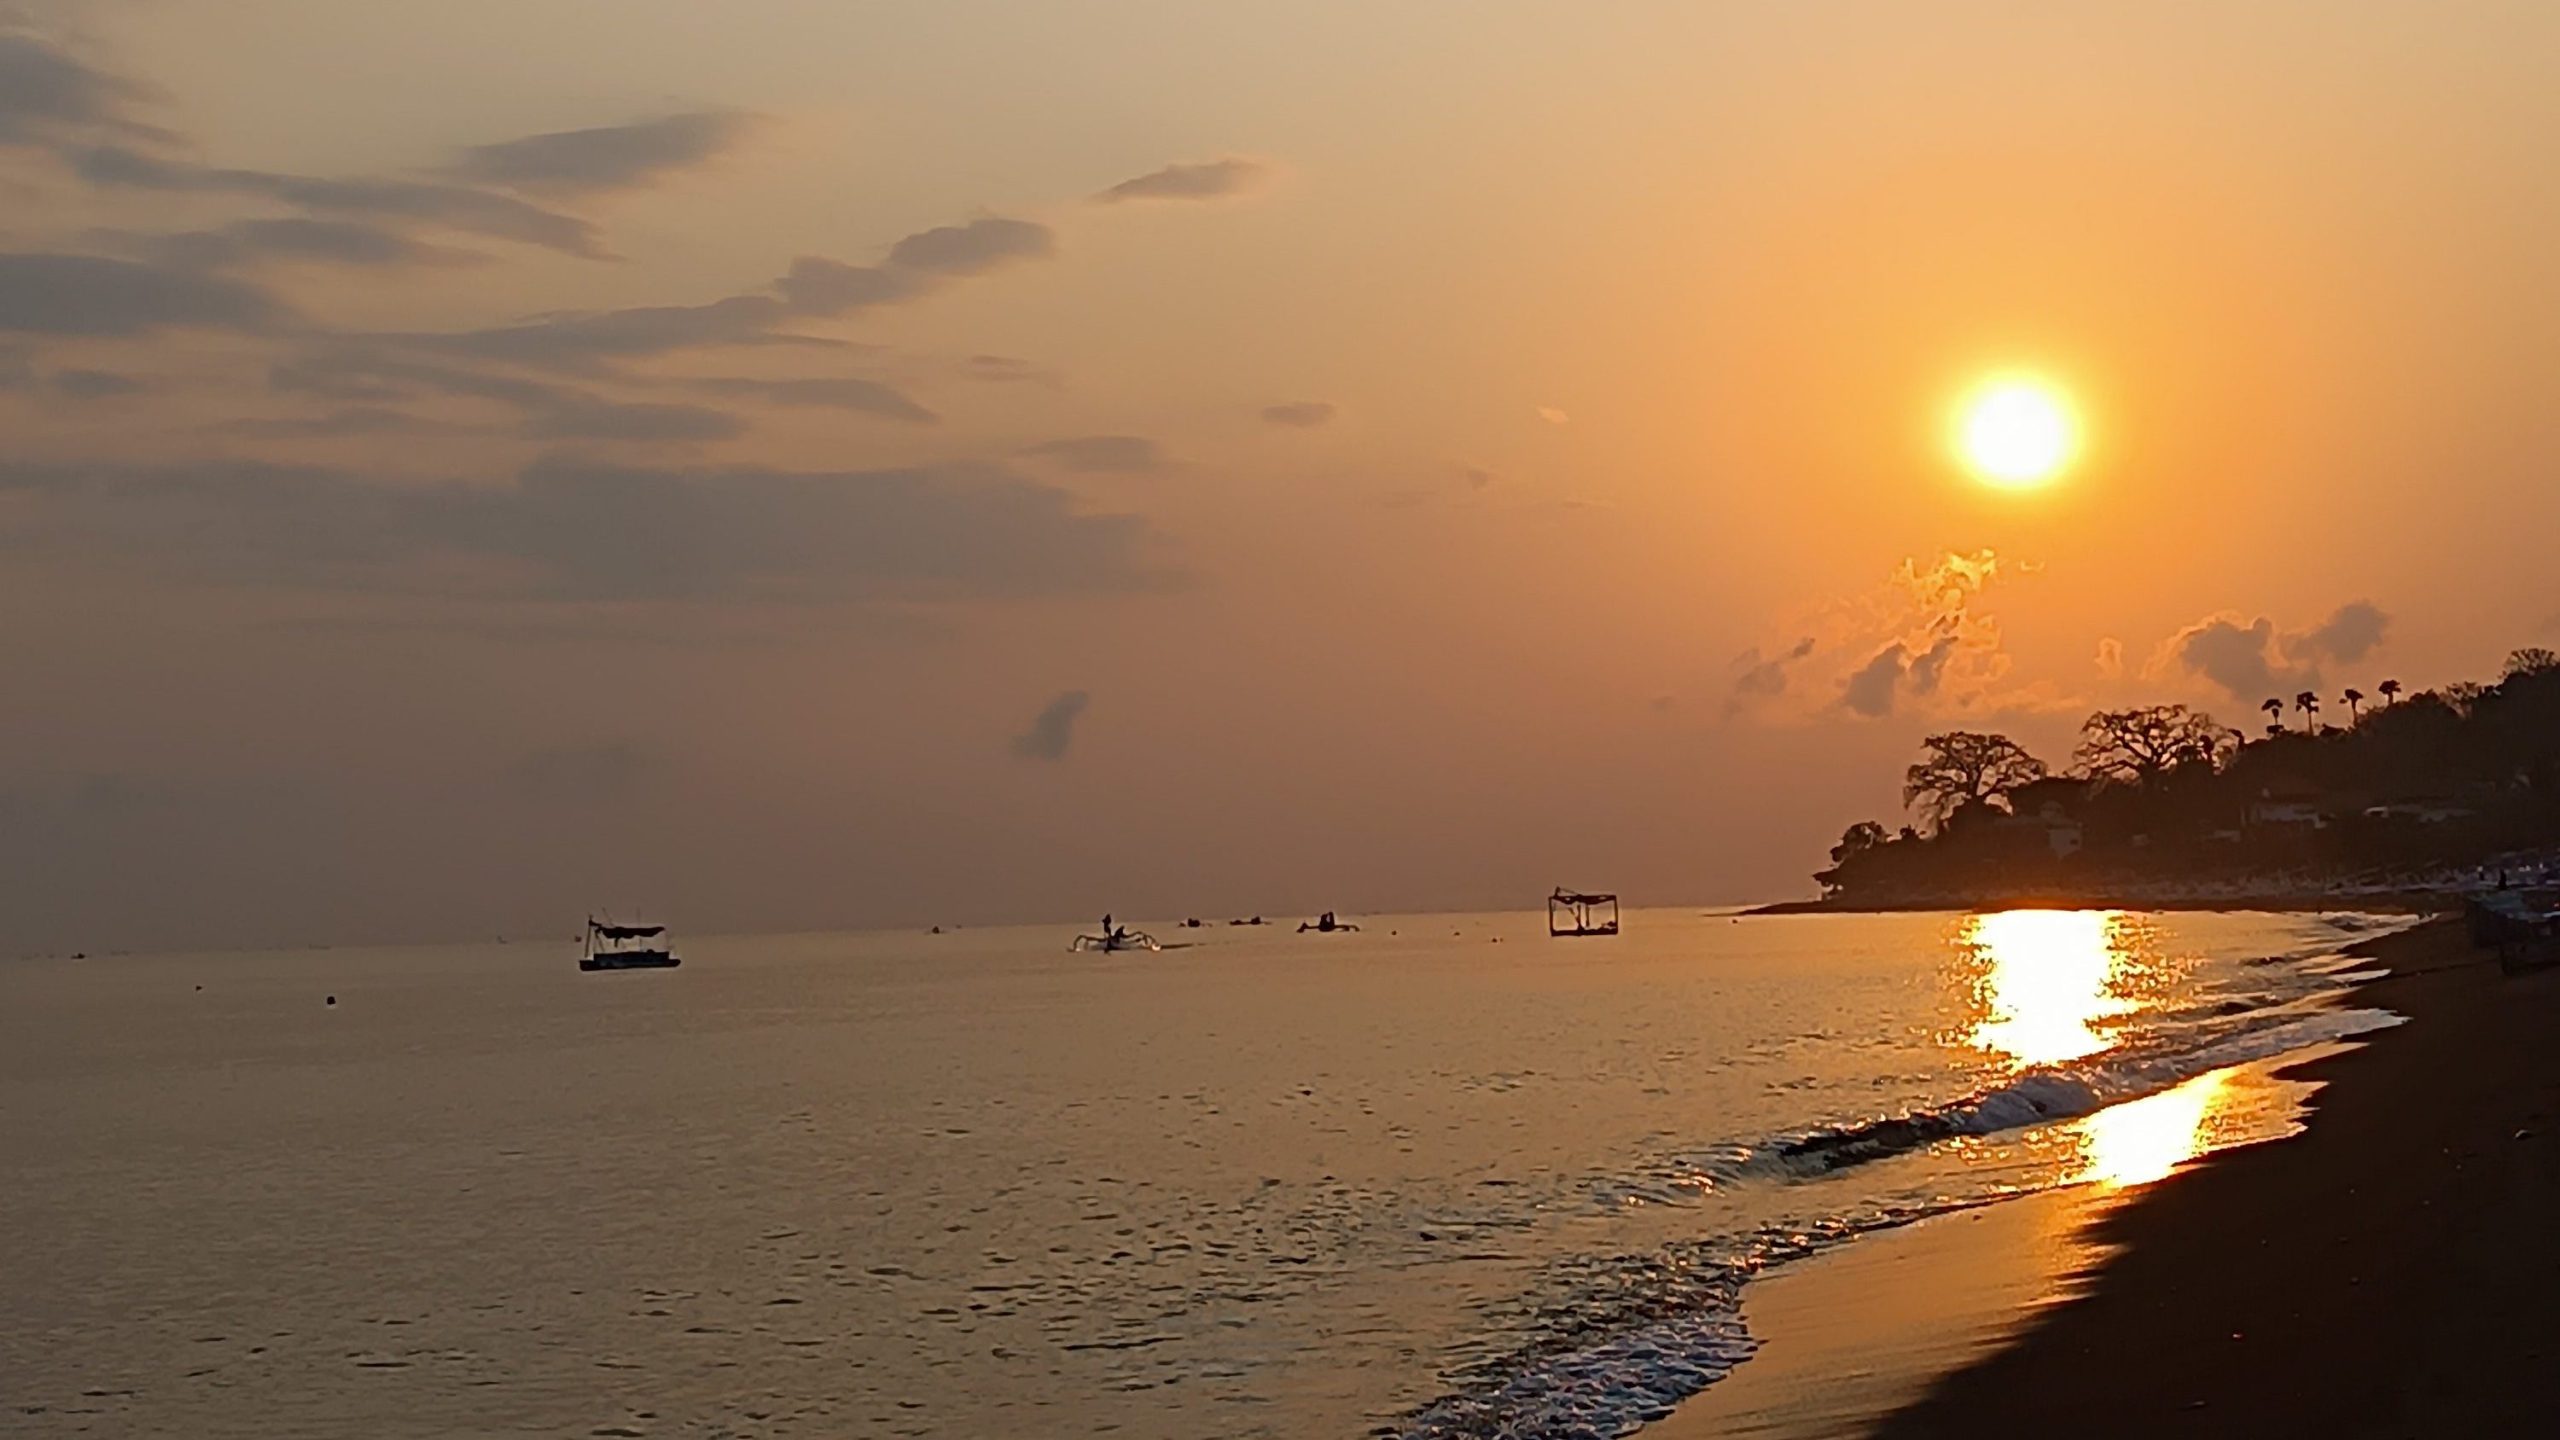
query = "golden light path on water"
(1960, 909, 2232, 1188)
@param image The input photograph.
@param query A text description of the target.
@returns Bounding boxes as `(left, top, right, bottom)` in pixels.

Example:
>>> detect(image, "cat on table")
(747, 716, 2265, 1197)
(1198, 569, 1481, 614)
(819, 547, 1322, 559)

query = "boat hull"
(580, 950, 680, 971)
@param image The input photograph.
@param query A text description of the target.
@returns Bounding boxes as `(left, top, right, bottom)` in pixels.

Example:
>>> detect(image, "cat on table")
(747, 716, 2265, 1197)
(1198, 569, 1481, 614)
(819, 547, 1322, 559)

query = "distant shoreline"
(1741, 889, 2450, 917)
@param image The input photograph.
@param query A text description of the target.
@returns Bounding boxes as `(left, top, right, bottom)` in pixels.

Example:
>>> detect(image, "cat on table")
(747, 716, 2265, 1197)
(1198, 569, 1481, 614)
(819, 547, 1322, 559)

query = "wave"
(1770, 1005, 2399, 1176)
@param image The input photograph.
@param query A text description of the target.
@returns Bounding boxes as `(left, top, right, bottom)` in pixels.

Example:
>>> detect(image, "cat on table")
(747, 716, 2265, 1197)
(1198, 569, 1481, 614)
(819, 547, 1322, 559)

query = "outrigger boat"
(582, 917, 680, 971)
(1071, 927, 1163, 953)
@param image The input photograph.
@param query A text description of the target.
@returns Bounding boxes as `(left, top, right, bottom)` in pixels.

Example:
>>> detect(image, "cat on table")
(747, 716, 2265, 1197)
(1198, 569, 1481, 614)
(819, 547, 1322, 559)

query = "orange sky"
(4, 2, 2556, 949)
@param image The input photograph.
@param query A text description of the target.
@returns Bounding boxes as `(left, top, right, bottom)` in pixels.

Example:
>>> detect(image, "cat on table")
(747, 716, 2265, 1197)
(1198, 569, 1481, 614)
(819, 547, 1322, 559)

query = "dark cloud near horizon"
(0, 252, 287, 335)
(1011, 690, 1090, 761)
(520, 396, 744, 443)
(691, 375, 936, 423)
(0, 455, 1177, 604)
(2162, 600, 2393, 700)
(1096, 158, 1269, 204)
(1260, 401, 1334, 427)
(451, 111, 756, 194)
(1019, 435, 1165, 473)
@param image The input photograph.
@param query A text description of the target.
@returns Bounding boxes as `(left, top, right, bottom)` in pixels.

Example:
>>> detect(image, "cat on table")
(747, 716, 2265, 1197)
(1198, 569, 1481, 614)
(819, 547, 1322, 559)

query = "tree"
(2342, 687, 2365, 725)
(2071, 705, 2239, 784)
(2262, 697, 2284, 730)
(1902, 731, 2048, 829)
(1830, 820, 1889, 864)
(2504, 648, 2560, 681)
(2378, 678, 2402, 706)
(2295, 690, 2320, 731)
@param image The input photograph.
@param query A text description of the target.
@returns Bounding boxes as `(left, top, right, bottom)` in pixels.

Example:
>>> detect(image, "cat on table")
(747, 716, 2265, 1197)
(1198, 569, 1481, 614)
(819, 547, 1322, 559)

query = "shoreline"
(1743, 891, 2450, 917)
(1839, 915, 2559, 1435)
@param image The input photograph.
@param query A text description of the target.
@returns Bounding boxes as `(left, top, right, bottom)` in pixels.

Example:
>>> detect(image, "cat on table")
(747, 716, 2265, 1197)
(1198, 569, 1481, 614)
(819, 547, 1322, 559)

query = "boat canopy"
(1550, 888, 1617, 906)
(591, 921, 666, 940)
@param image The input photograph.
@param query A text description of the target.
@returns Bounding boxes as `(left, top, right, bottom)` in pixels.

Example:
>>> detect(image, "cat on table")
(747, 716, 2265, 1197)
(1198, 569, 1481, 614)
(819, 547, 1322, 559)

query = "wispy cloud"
(450, 111, 759, 194)
(1095, 157, 1270, 204)
(1011, 690, 1091, 760)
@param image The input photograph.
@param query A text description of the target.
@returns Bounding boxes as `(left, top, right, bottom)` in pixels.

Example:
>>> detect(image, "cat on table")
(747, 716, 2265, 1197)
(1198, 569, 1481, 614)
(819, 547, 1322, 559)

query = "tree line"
(1818, 647, 2560, 902)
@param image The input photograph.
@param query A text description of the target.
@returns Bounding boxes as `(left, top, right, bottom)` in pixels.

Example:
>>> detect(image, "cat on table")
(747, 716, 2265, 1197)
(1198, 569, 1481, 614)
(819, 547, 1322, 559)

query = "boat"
(1072, 928, 1162, 953)
(1298, 911, 1360, 933)
(1548, 888, 1621, 937)
(582, 917, 680, 971)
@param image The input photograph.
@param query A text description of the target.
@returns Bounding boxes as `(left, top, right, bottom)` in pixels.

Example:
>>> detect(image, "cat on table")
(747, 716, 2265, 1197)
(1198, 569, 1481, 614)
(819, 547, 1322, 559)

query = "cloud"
(691, 375, 935, 423)
(774, 257, 925, 316)
(0, 33, 169, 149)
(390, 215, 1059, 370)
(1840, 643, 1907, 718)
(50, 368, 148, 399)
(519, 397, 744, 443)
(1011, 690, 1090, 761)
(2095, 637, 2125, 680)
(451, 111, 758, 194)
(0, 455, 1177, 605)
(1723, 636, 1815, 718)
(1728, 551, 2062, 724)
(2301, 599, 2389, 664)
(75, 145, 612, 258)
(0, 252, 287, 335)
(885, 216, 1055, 275)
(505, 740, 652, 803)
(959, 353, 1058, 386)
(218, 407, 451, 439)
(102, 218, 487, 271)
(403, 294, 797, 369)
(2153, 600, 2393, 700)
(1260, 401, 1335, 427)
(1536, 406, 1570, 425)
(266, 346, 744, 440)
(1019, 435, 1165, 473)
(1095, 158, 1269, 204)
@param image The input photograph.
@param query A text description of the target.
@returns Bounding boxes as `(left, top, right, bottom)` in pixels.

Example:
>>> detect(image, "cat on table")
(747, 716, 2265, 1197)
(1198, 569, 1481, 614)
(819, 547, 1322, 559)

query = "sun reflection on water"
(2073, 1068, 2231, 1186)
(1963, 910, 2137, 1067)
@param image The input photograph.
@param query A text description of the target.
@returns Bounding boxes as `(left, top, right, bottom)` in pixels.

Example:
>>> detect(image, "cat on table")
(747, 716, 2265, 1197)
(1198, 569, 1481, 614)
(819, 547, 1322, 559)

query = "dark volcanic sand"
(1873, 918, 2560, 1437)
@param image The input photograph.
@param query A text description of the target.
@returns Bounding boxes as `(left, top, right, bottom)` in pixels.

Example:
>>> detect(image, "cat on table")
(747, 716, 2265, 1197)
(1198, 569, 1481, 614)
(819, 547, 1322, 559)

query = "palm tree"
(2342, 687, 2365, 725)
(2262, 696, 2284, 729)
(2294, 690, 2320, 731)
(2378, 678, 2402, 706)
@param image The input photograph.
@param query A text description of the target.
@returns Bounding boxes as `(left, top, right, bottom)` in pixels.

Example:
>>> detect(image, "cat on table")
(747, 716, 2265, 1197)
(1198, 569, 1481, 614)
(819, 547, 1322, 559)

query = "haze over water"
(2, 908, 2401, 1438)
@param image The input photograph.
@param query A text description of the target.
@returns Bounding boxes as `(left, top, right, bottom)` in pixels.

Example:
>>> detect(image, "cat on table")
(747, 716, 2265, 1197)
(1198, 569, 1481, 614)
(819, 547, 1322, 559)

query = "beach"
(1862, 916, 2560, 1437)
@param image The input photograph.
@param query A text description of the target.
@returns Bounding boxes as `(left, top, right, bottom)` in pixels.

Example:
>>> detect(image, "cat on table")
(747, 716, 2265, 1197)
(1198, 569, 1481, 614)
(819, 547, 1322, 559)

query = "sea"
(0, 907, 2409, 1439)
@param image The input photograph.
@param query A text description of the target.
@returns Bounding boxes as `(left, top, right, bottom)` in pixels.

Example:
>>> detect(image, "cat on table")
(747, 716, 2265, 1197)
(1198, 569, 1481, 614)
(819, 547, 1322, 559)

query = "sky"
(4, 1, 2557, 952)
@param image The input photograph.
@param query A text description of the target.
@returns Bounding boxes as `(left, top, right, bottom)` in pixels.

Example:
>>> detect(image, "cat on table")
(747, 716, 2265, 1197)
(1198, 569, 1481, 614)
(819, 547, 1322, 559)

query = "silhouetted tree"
(2504, 648, 2560, 681)
(2294, 690, 2320, 731)
(2378, 678, 2402, 706)
(2262, 697, 2284, 731)
(2072, 705, 2238, 784)
(1902, 731, 2047, 830)
(1831, 820, 1889, 864)
(2342, 687, 2365, 725)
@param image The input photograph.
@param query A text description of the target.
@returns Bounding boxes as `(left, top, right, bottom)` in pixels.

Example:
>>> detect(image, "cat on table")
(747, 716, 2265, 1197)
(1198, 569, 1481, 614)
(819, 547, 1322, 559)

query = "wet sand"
(1858, 917, 2560, 1436)
(1653, 1189, 2119, 1439)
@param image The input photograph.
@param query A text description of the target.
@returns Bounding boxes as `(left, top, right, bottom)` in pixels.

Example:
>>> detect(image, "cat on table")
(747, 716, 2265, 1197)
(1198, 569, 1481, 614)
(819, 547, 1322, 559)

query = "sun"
(1953, 375, 2080, 489)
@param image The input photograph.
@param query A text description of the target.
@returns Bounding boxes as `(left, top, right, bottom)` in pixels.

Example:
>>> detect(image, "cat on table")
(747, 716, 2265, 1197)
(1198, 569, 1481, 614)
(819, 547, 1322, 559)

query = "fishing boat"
(1071, 927, 1162, 953)
(582, 917, 680, 971)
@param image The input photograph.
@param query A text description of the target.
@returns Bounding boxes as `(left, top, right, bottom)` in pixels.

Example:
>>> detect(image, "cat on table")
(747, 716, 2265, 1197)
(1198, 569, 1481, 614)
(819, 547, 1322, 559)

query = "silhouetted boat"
(582, 917, 680, 971)
(1298, 911, 1360, 933)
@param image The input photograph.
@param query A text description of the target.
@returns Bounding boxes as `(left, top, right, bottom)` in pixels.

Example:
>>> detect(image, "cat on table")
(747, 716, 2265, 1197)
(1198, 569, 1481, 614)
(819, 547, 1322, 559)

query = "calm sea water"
(0, 908, 2403, 1439)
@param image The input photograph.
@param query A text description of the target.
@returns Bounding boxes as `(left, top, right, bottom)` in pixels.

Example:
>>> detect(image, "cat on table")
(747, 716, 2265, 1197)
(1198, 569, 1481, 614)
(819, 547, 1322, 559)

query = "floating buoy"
(325, 995, 337, 1007)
